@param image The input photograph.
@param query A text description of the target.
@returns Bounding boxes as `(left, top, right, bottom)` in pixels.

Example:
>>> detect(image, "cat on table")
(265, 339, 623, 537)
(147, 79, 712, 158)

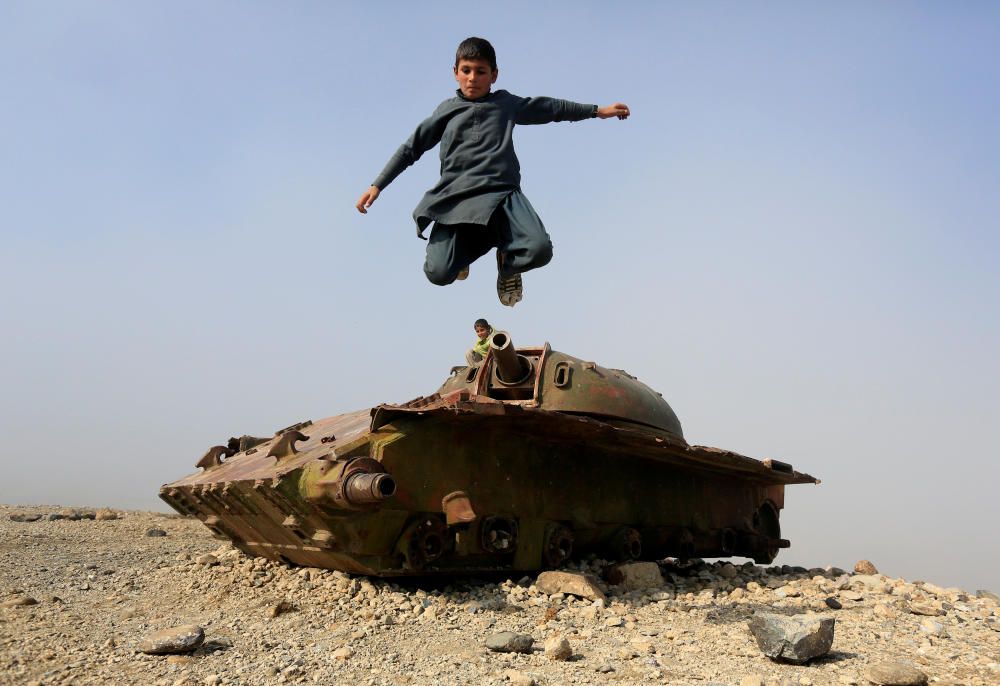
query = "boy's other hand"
(597, 103, 630, 120)
(356, 186, 380, 214)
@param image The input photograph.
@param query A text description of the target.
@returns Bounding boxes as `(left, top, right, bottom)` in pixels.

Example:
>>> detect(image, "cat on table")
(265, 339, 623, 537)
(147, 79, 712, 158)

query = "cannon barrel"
(489, 331, 532, 384)
(343, 472, 397, 505)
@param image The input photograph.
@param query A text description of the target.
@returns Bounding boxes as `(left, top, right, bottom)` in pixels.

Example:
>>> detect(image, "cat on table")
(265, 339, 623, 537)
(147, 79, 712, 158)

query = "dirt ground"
(2, 504, 997, 686)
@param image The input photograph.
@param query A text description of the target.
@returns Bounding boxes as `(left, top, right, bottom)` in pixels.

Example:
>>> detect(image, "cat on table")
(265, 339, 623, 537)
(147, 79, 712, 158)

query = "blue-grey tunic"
(372, 89, 596, 238)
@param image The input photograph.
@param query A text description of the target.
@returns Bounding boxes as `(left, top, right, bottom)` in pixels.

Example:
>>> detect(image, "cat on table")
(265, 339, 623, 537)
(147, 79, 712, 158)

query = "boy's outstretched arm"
(597, 103, 630, 120)
(354, 105, 450, 215)
(514, 97, 631, 125)
(356, 186, 380, 214)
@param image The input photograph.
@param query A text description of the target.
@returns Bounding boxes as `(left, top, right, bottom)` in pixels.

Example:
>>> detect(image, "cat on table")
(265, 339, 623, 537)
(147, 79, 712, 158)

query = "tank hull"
(161, 380, 816, 576)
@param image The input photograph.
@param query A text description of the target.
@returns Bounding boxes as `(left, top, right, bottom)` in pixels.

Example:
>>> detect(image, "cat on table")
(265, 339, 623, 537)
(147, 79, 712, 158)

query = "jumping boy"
(355, 37, 629, 306)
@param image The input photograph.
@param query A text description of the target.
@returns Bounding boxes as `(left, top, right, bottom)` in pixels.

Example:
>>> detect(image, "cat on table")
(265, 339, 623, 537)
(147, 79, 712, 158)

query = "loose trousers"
(423, 191, 554, 286)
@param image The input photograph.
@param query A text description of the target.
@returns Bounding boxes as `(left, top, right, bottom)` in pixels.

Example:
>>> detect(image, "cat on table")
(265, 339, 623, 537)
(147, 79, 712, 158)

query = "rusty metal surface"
(160, 334, 818, 576)
(168, 409, 371, 486)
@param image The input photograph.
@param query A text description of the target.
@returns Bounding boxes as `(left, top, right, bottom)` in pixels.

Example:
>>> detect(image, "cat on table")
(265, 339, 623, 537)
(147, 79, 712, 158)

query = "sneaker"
(496, 251, 523, 306)
(456, 266, 470, 281)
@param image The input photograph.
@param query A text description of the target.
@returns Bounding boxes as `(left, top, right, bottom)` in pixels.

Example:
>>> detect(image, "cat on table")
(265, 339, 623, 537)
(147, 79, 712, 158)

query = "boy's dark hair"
(455, 37, 497, 71)
(474, 318, 490, 329)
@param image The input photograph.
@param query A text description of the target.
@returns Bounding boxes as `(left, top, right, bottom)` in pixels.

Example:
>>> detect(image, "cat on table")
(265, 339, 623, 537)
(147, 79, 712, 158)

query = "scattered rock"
(747, 612, 835, 664)
(503, 670, 536, 686)
(907, 602, 941, 616)
(95, 508, 119, 521)
(332, 646, 353, 660)
(597, 664, 615, 673)
(195, 554, 219, 566)
(740, 676, 764, 686)
(718, 563, 739, 579)
(145, 528, 168, 537)
(873, 603, 897, 619)
(841, 590, 864, 602)
(543, 634, 572, 661)
(138, 625, 205, 655)
(485, 631, 534, 654)
(2, 595, 39, 608)
(854, 560, 878, 575)
(606, 561, 664, 591)
(825, 597, 843, 610)
(863, 661, 928, 685)
(535, 571, 606, 601)
(46, 513, 65, 521)
(975, 589, 999, 602)
(267, 600, 296, 618)
(918, 618, 945, 636)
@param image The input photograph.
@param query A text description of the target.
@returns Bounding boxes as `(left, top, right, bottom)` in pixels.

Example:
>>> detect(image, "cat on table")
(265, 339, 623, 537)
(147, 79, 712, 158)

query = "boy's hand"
(597, 103, 630, 120)
(356, 185, 380, 214)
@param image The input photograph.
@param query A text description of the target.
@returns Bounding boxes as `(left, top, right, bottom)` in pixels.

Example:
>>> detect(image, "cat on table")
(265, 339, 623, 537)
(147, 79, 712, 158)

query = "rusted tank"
(160, 332, 817, 576)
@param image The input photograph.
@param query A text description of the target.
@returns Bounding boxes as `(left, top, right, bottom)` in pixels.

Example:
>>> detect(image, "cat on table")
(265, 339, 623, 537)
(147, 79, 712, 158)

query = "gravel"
(2, 504, 999, 685)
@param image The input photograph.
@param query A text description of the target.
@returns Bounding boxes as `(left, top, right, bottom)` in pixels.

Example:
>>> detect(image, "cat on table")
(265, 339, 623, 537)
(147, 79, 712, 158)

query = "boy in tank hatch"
(355, 36, 629, 307)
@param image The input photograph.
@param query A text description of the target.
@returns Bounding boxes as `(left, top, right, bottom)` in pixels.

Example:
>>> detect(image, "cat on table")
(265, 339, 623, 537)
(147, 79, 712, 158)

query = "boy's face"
(474, 324, 490, 340)
(454, 58, 498, 99)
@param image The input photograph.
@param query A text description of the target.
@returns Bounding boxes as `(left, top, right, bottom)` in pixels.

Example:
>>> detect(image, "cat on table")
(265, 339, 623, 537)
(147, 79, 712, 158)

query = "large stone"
(485, 632, 534, 654)
(145, 528, 168, 537)
(606, 562, 664, 591)
(9, 513, 41, 522)
(863, 661, 928, 685)
(535, 571, 605, 601)
(138, 625, 205, 655)
(747, 612, 835, 664)
(543, 635, 572, 661)
(854, 560, 878, 575)
(95, 508, 119, 521)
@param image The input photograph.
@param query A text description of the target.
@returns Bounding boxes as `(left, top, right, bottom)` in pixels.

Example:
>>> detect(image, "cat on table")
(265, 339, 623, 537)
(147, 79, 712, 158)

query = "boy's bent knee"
(520, 236, 553, 271)
(533, 237, 553, 266)
(424, 262, 457, 286)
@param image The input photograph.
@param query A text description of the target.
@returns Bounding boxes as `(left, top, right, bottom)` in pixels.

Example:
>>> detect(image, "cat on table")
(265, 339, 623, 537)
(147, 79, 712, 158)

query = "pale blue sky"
(2, 2, 998, 591)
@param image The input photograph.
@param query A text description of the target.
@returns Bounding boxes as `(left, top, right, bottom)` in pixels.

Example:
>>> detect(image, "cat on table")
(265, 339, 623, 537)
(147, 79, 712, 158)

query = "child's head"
(455, 37, 497, 70)
(454, 37, 498, 99)
(474, 318, 491, 339)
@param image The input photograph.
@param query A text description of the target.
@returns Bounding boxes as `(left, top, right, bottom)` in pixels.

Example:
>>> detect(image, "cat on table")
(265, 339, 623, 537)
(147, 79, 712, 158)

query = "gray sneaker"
(497, 272, 523, 306)
(496, 250, 522, 306)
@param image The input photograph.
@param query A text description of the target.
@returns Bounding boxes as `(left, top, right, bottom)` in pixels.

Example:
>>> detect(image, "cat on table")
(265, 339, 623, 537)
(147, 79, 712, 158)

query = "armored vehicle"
(160, 332, 817, 576)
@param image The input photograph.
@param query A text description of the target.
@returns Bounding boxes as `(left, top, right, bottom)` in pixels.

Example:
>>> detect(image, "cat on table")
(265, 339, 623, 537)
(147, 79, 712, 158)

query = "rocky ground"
(2, 504, 997, 686)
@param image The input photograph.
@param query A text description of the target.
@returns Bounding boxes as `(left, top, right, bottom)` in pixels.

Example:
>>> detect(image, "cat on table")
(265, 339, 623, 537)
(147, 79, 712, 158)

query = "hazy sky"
(2, 2, 997, 592)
